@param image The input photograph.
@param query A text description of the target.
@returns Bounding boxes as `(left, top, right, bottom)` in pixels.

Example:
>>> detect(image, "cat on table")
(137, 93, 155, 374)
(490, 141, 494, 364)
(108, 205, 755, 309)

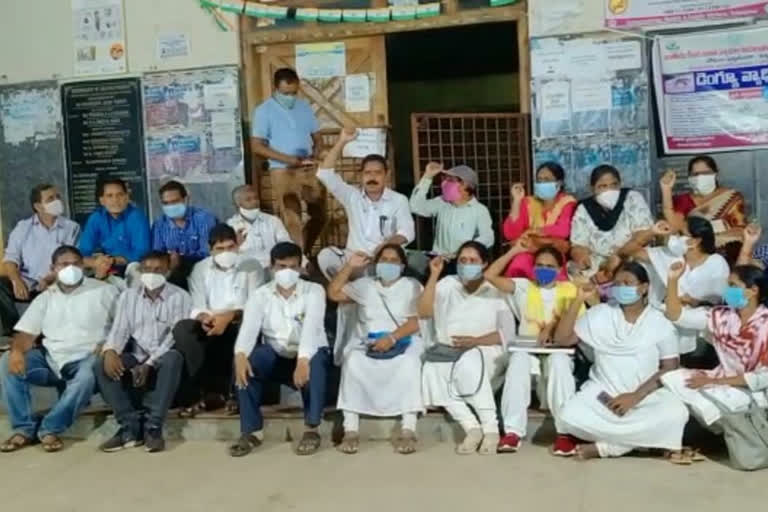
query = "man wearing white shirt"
(0, 246, 118, 453)
(172, 224, 264, 416)
(315, 127, 414, 280)
(225, 184, 291, 271)
(229, 242, 330, 457)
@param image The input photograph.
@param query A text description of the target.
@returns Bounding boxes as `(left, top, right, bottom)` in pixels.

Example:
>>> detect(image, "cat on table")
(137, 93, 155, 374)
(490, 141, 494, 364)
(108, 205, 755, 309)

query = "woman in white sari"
(484, 241, 584, 454)
(327, 244, 424, 455)
(629, 216, 729, 355)
(661, 263, 768, 464)
(420, 241, 512, 455)
(550, 261, 689, 460)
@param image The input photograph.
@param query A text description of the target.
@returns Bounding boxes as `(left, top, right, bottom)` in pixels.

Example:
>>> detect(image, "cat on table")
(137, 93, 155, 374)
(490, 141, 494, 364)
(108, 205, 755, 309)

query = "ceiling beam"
(244, 3, 526, 45)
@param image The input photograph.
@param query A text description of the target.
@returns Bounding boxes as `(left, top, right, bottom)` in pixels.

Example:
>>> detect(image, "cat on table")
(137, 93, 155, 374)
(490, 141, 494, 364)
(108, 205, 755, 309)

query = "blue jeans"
(0, 348, 96, 439)
(238, 344, 329, 434)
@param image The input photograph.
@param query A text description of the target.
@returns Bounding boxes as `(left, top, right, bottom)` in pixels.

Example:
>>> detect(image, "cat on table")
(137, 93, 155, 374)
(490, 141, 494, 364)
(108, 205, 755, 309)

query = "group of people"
(0, 66, 766, 467)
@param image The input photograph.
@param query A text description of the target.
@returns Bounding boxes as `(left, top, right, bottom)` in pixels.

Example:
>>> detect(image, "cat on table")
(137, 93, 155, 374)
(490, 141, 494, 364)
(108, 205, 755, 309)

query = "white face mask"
(690, 174, 717, 195)
(140, 272, 167, 291)
(596, 189, 621, 210)
(274, 268, 300, 290)
(666, 235, 690, 258)
(239, 207, 260, 221)
(44, 199, 64, 217)
(213, 251, 239, 270)
(58, 265, 83, 286)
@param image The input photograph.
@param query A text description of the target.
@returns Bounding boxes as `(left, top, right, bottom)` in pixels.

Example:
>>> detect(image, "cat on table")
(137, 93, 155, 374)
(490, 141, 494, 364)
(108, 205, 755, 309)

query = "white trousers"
(343, 411, 418, 433)
(661, 369, 754, 427)
(501, 352, 575, 437)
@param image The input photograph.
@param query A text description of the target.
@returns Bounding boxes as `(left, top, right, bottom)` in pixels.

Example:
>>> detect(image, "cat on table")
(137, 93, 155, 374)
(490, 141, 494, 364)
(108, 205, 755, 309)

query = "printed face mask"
(441, 180, 462, 202)
(666, 235, 690, 258)
(611, 285, 640, 305)
(44, 199, 64, 217)
(690, 174, 717, 196)
(140, 273, 166, 291)
(457, 263, 484, 283)
(58, 265, 84, 286)
(723, 286, 748, 309)
(376, 262, 402, 283)
(274, 92, 297, 109)
(596, 189, 620, 210)
(534, 182, 559, 201)
(274, 268, 300, 289)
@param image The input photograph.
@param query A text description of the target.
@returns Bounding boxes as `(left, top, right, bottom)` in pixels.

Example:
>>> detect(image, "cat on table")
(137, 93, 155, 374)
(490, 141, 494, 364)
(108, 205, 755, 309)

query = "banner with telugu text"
(653, 26, 768, 154)
(605, 0, 768, 28)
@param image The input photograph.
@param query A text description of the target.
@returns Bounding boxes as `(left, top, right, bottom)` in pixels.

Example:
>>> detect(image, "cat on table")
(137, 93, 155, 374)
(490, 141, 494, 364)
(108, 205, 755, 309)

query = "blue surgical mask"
(534, 182, 559, 201)
(274, 92, 296, 109)
(376, 262, 402, 283)
(162, 203, 187, 219)
(611, 285, 641, 305)
(534, 266, 558, 286)
(457, 263, 484, 283)
(723, 286, 748, 309)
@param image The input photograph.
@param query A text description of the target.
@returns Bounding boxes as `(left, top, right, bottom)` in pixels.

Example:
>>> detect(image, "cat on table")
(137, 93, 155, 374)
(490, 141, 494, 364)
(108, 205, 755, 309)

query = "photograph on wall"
(72, 0, 126, 76)
(605, 0, 768, 29)
(654, 26, 768, 154)
(142, 66, 243, 183)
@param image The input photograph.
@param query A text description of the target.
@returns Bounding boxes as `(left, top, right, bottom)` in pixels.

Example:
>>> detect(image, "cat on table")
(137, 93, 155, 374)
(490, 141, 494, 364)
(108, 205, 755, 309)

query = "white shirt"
(188, 256, 264, 318)
(226, 211, 291, 267)
(15, 278, 118, 374)
(646, 247, 729, 307)
(343, 276, 422, 342)
(234, 279, 328, 359)
(433, 276, 514, 345)
(317, 168, 414, 254)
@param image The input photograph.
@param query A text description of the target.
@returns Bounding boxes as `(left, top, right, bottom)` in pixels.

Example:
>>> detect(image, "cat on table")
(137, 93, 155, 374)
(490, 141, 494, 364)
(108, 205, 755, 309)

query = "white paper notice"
(72, 0, 127, 76)
(295, 42, 346, 79)
(0, 89, 60, 146)
(531, 38, 567, 78)
(342, 128, 387, 158)
(531, 0, 585, 36)
(565, 40, 609, 78)
(571, 81, 612, 112)
(203, 84, 237, 110)
(344, 74, 371, 112)
(539, 81, 571, 122)
(604, 41, 642, 71)
(156, 32, 189, 60)
(210, 111, 236, 149)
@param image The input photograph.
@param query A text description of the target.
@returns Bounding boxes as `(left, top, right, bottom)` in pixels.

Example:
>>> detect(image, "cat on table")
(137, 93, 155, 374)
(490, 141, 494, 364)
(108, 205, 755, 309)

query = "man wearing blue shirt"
(151, 180, 217, 288)
(79, 178, 150, 276)
(251, 67, 325, 255)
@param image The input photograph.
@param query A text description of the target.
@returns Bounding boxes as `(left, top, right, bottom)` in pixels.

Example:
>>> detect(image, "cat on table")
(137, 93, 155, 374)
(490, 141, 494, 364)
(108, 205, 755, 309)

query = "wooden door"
(245, 36, 389, 249)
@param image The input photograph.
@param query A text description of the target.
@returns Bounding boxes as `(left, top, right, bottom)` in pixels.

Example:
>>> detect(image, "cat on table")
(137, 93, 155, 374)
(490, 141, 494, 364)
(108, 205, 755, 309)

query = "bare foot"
(575, 443, 600, 460)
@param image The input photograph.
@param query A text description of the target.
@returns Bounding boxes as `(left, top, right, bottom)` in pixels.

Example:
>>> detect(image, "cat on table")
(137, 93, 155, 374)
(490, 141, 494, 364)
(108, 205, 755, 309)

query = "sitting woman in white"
(550, 261, 689, 460)
(661, 263, 768, 464)
(484, 242, 584, 455)
(628, 216, 729, 355)
(420, 241, 512, 455)
(327, 244, 424, 455)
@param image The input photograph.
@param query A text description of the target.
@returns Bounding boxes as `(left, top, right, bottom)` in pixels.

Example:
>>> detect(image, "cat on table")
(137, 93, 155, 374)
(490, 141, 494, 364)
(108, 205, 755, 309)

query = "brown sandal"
(178, 401, 205, 419)
(296, 431, 321, 455)
(40, 434, 64, 453)
(394, 430, 417, 455)
(0, 434, 33, 453)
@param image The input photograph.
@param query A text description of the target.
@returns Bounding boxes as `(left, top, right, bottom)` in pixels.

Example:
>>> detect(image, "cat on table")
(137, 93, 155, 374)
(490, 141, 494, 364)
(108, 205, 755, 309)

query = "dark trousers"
(94, 350, 183, 436)
(173, 319, 239, 407)
(239, 344, 330, 434)
(167, 257, 197, 291)
(0, 277, 24, 336)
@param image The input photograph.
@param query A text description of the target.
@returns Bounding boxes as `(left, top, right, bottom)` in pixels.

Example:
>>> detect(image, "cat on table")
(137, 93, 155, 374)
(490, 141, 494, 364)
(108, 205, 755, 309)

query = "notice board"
(62, 77, 148, 225)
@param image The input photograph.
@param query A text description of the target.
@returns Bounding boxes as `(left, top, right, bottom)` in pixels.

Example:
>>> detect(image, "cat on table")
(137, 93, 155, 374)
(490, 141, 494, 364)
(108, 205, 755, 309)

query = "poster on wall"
(0, 88, 59, 146)
(295, 42, 346, 79)
(605, 0, 768, 29)
(654, 26, 768, 154)
(72, 0, 127, 76)
(142, 66, 243, 183)
(62, 78, 147, 225)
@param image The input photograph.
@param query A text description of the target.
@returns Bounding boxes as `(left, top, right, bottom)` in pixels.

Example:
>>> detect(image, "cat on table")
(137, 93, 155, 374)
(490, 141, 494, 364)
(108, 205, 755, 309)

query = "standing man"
(409, 163, 494, 275)
(95, 251, 190, 453)
(226, 184, 291, 271)
(315, 128, 414, 279)
(229, 241, 330, 457)
(1, 184, 80, 337)
(0, 246, 118, 453)
(151, 180, 217, 287)
(79, 178, 151, 277)
(251, 67, 326, 255)
(173, 224, 264, 416)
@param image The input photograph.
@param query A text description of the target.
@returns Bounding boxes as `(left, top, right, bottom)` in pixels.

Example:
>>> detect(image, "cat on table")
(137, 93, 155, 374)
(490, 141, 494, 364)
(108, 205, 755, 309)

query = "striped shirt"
(103, 283, 192, 366)
(753, 244, 768, 268)
(151, 206, 217, 261)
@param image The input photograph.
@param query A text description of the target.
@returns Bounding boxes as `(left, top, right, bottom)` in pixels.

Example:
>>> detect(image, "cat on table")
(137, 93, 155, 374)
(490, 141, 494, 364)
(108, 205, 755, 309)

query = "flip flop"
(337, 433, 359, 455)
(394, 430, 417, 455)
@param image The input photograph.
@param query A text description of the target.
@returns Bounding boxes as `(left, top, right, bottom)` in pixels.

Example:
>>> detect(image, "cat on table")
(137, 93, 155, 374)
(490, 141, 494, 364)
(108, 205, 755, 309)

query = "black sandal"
(296, 431, 321, 456)
(228, 434, 262, 457)
(178, 401, 205, 419)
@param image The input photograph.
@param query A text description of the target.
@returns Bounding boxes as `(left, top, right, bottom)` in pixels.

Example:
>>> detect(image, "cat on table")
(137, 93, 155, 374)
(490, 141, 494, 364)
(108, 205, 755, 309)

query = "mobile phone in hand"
(597, 391, 613, 408)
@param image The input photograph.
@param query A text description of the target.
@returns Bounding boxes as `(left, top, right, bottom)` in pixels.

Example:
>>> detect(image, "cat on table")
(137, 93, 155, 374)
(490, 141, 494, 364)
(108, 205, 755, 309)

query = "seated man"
(226, 184, 291, 271)
(95, 251, 191, 453)
(151, 180, 217, 288)
(409, 162, 494, 275)
(229, 242, 330, 457)
(316, 128, 414, 280)
(79, 178, 150, 277)
(0, 246, 118, 453)
(1, 184, 80, 337)
(173, 224, 263, 416)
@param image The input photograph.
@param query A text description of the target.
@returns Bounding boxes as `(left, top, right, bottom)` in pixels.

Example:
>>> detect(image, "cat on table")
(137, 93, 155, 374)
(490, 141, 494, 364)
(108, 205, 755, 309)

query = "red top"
(502, 194, 576, 242)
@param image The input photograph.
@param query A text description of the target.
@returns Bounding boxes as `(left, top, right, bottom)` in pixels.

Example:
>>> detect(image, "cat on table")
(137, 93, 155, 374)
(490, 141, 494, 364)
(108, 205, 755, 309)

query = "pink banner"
(606, 1, 768, 29)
